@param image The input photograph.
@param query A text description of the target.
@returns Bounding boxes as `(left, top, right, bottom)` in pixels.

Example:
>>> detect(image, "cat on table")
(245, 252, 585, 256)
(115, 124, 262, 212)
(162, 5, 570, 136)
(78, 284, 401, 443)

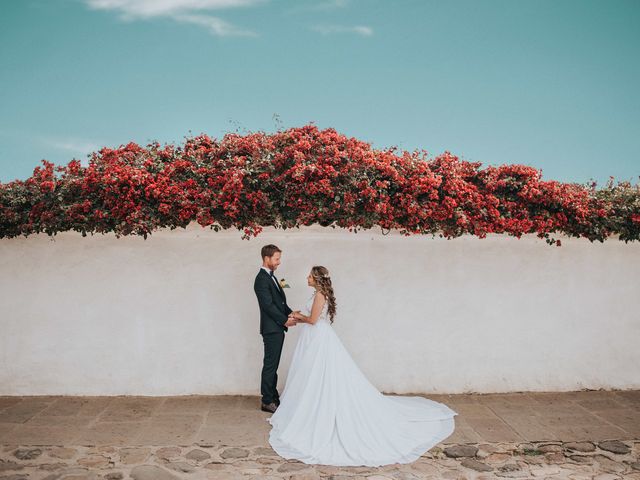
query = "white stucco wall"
(1, 223, 638, 395)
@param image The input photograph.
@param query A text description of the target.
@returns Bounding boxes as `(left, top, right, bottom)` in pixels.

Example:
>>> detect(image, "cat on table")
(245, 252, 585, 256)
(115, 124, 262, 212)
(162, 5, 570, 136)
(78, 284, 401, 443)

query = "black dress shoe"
(275, 398, 280, 407)
(261, 402, 277, 413)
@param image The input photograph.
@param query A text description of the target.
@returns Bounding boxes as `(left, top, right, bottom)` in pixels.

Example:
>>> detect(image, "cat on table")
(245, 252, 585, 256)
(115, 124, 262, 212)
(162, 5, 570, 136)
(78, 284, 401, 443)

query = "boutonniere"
(279, 278, 290, 289)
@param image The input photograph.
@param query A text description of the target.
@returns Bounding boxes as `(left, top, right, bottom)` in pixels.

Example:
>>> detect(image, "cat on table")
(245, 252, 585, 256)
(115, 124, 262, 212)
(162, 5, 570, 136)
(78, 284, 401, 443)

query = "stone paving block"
(592, 408, 640, 436)
(135, 414, 203, 445)
(4, 425, 82, 445)
(0, 399, 53, 423)
(463, 417, 525, 443)
(155, 396, 212, 415)
(22, 415, 93, 428)
(97, 397, 165, 422)
(207, 395, 245, 412)
(39, 397, 101, 417)
(74, 397, 114, 417)
(72, 421, 148, 446)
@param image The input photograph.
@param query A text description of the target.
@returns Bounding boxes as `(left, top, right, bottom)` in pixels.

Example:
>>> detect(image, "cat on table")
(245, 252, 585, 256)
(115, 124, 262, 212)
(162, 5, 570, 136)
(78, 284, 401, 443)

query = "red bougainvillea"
(0, 124, 638, 246)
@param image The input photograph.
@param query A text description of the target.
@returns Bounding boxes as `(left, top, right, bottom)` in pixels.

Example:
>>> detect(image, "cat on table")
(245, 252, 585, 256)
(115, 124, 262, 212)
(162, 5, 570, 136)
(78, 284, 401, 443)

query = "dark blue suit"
(254, 268, 293, 405)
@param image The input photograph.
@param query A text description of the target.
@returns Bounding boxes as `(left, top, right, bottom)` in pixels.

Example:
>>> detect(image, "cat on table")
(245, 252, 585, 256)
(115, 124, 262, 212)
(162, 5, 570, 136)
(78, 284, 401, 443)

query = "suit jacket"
(254, 268, 293, 335)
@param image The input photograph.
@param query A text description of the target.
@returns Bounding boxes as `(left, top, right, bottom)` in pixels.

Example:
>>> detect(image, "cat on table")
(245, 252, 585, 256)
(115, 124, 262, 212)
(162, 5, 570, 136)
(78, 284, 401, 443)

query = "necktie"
(270, 270, 281, 291)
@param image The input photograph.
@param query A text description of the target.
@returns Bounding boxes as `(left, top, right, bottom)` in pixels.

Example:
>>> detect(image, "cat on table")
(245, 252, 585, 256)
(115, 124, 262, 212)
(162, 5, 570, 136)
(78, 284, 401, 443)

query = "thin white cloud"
(47, 139, 101, 154)
(286, 0, 349, 14)
(85, 0, 261, 17)
(311, 24, 373, 36)
(83, 0, 262, 37)
(174, 13, 257, 36)
(322, 0, 350, 8)
(41, 137, 103, 166)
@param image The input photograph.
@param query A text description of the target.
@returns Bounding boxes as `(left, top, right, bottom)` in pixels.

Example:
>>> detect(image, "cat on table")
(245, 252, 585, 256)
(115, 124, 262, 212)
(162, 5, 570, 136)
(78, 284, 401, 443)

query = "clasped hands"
(284, 310, 303, 327)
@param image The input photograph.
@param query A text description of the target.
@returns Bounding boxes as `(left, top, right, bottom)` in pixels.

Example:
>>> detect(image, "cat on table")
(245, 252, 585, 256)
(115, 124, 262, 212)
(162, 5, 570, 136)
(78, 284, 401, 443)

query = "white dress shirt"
(261, 266, 281, 290)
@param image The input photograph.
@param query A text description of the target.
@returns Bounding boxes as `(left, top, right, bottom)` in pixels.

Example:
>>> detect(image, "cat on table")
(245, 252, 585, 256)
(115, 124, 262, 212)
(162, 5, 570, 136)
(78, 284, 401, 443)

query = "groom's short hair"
(261, 244, 282, 259)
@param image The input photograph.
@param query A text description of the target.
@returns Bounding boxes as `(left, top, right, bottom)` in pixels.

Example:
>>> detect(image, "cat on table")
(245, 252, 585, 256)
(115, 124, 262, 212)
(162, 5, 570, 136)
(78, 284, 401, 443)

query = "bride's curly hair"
(311, 266, 337, 324)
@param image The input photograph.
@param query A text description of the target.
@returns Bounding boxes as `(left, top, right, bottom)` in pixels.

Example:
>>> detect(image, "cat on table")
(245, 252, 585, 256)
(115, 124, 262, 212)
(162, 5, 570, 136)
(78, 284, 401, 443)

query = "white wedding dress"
(266, 292, 458, 467)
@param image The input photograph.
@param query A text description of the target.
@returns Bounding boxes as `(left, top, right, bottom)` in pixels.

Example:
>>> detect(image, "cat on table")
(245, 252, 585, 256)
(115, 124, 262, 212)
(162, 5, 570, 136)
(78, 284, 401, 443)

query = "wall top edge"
(0, 222, 627, 245)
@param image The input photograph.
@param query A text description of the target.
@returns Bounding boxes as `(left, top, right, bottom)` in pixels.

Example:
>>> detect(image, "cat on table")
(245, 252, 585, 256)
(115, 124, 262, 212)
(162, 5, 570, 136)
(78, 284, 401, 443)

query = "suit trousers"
(260, 331, 285, 405)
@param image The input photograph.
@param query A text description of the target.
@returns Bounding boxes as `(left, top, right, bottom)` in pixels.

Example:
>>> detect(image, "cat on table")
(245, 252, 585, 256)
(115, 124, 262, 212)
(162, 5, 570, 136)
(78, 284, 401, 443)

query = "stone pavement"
(0, 390, 639, 479)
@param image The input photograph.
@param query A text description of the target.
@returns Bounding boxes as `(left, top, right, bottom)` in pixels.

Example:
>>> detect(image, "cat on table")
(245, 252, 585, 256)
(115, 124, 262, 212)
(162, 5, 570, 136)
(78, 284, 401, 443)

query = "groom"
(254, 244, 297, 413)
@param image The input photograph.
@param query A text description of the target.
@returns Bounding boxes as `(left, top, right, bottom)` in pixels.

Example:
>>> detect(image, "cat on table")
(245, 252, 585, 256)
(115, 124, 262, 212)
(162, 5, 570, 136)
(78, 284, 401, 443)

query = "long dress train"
(266, 292, 458, 467)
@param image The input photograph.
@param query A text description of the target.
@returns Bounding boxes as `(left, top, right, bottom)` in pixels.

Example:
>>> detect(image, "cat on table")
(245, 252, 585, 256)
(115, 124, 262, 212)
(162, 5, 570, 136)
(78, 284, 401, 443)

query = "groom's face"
(266, 252, 281, 271)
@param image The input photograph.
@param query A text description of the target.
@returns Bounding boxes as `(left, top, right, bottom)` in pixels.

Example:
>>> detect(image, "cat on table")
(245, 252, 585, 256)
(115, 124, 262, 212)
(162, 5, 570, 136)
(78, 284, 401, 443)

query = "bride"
(266, 265, 458, 467)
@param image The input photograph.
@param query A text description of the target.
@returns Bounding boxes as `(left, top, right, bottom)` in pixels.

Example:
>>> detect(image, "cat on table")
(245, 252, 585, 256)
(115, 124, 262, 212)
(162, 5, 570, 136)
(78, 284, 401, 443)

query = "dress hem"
(266, 412, 458, 467)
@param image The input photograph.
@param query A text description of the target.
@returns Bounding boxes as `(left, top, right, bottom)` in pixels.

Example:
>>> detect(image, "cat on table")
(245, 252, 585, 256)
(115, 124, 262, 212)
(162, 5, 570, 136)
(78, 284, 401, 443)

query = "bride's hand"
(285, 317, 297, 327)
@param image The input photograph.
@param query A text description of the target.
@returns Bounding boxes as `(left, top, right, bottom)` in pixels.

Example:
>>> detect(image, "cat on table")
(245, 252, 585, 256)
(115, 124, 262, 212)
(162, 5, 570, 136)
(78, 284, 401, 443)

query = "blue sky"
(1, 0, 638, 185)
